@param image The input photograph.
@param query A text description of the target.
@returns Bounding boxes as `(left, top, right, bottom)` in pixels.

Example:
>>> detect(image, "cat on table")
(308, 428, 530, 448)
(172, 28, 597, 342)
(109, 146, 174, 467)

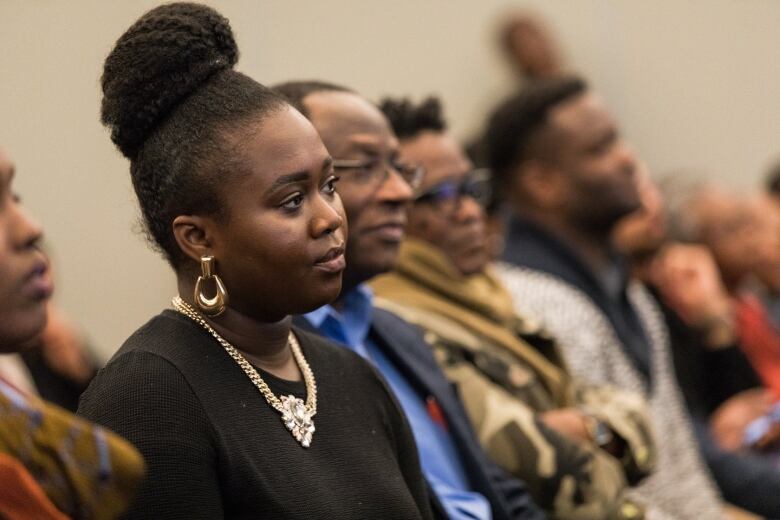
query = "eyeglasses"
(414, 168, 493, 213)
(332, 156, 425, 191)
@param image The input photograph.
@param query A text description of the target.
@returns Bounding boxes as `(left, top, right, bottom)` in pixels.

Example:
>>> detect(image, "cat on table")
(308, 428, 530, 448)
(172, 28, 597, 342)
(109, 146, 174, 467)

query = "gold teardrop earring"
(194, 255, 229, 316)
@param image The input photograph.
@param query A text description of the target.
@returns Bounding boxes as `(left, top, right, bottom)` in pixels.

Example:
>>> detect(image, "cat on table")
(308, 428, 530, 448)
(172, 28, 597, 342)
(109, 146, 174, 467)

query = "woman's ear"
(172, 215, 214, 262)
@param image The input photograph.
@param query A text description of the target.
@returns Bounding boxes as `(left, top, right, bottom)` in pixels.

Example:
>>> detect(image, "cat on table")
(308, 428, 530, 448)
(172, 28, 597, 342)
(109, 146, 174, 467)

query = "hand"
(651, 243, 735, 345)
(710, 388, 772, 451)
(754, 421, 780, 452)
(539, 408, 591, 444)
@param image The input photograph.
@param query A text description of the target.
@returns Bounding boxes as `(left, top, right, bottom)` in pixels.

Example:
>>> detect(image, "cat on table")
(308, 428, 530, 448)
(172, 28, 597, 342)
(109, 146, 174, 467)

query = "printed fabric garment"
(0, 452, 69, 520)
(497, 263, 725, 520)
(0, 378, 144, 519)
(371, 239, 655, 520)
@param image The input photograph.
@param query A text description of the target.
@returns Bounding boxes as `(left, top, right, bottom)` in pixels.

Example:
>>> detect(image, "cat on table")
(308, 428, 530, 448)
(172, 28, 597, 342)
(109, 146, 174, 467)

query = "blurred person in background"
(676, 188, 780, 402)
(487, 76, 740, 519)
(0, 146, 143, 519)
(614, 173, 780, 517)
(499, 13, 564, 81)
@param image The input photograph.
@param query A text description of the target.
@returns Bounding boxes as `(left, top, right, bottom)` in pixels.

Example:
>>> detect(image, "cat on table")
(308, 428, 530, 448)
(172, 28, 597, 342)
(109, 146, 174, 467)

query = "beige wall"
(1, 0, 778, 359)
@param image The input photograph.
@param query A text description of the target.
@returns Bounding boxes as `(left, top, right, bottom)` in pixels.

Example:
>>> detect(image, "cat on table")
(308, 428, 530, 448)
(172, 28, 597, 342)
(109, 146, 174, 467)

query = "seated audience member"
(614, 174, 780, 517)
(78, 6, 433, 519)
(371, 96, 658, 520)
(614, 174, 761, 419)
(677, 188, 780, 400)
(486, 77, 738, 519)
(0, 147, 144, 518)
(274, 81, 545, 520)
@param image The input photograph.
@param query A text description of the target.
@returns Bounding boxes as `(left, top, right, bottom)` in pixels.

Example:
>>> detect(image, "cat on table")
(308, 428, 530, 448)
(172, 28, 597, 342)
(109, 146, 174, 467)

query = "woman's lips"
(314, 245, 346, 274)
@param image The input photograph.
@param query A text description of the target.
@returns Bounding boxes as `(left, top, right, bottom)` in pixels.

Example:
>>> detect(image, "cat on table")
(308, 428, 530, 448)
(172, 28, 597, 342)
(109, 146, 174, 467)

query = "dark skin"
(303, 91, 414, 295)
(0, 148, 53, 352)
(172, 106, 347, 380)
(400, 131, 596, 445)
(512, 92, 640, 274)
(399, 130, 488, 276)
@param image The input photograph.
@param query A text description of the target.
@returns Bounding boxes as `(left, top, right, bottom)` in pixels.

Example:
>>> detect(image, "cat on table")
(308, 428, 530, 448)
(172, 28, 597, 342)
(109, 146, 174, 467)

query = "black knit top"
(77, 310, 433, 520)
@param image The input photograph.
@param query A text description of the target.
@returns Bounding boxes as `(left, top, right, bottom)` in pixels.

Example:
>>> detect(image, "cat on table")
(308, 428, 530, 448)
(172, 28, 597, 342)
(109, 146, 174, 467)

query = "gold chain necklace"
(171, 296, 317, 448)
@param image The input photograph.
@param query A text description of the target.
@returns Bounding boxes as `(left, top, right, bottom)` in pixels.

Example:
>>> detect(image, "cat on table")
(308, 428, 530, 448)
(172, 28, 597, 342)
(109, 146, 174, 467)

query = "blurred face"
(546, 93, 640, 233)
(693, 193, 764, 286)
(612, 166, 667, 258)
(305, 91, 414, 287)
(401, 131, 489, 276)
(505, 17, 561, 78)
(189, 107, 347, 321)
(0, 148, 52, 352)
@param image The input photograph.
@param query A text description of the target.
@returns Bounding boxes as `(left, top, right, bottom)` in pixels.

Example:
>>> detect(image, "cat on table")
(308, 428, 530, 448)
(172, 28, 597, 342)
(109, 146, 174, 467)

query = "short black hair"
(101, 2, 287, 268)
(766, 159, 780, 195)
(272, 80, 353, 117)
(484, 76, 586, 190)
(379, 97, 446, 139)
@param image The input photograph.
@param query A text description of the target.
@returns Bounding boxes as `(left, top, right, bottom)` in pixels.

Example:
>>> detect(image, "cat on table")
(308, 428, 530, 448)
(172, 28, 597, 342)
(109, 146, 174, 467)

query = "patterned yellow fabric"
(0, 379, 144, 519)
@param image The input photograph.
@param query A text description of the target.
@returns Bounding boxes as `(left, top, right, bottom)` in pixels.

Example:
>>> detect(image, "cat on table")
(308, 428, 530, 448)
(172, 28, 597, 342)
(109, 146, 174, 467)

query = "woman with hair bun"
(77, 3, 433, 519)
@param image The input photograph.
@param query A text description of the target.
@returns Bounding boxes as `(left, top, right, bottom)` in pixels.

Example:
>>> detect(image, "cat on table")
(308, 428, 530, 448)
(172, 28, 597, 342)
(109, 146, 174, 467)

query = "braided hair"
(101, 2, 287, 267)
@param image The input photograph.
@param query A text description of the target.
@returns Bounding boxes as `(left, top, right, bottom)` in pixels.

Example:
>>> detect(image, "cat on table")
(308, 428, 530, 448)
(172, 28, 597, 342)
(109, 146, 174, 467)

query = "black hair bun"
(101, 2, 239, 159)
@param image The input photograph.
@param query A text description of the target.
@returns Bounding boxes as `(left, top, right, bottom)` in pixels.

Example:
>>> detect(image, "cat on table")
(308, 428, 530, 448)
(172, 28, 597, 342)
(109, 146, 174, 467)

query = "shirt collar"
(303, 284, 374, 352)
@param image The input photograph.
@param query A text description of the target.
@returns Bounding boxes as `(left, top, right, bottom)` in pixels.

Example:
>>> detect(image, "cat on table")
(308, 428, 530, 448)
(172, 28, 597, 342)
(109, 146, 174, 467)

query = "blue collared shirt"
(305, 285, 491, 520)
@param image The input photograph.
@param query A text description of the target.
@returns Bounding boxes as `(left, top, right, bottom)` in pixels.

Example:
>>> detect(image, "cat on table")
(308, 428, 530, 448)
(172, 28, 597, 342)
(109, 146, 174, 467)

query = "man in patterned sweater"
(484, 77, 750, 519)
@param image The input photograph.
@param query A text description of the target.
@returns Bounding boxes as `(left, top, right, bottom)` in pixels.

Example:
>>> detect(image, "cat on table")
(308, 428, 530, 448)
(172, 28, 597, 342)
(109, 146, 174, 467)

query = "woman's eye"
(322, 176, 340, 195)
(280, 193, 304, 211)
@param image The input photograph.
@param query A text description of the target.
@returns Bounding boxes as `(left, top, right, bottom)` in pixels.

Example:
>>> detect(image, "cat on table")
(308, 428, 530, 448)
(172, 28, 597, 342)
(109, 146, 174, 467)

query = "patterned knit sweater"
(496, 264, 724, 520)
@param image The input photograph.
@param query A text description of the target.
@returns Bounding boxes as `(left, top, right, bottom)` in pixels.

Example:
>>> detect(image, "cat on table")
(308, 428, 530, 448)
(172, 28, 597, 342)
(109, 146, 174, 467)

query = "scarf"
(371, 239, 573, 407)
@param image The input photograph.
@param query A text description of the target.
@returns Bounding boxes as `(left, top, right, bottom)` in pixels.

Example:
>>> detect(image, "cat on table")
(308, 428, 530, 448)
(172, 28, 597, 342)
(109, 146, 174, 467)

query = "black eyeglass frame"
(414, 168, 493, 209)
(332, 157, 425, 191)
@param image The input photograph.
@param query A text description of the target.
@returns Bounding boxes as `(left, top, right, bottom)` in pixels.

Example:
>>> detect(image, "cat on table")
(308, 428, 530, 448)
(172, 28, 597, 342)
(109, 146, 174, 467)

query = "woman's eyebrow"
(265, 171, 310, 195)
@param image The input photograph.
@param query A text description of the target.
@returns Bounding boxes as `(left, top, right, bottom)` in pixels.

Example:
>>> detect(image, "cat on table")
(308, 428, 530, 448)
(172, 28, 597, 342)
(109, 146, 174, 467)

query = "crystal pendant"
(280, 395, 315, 448)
